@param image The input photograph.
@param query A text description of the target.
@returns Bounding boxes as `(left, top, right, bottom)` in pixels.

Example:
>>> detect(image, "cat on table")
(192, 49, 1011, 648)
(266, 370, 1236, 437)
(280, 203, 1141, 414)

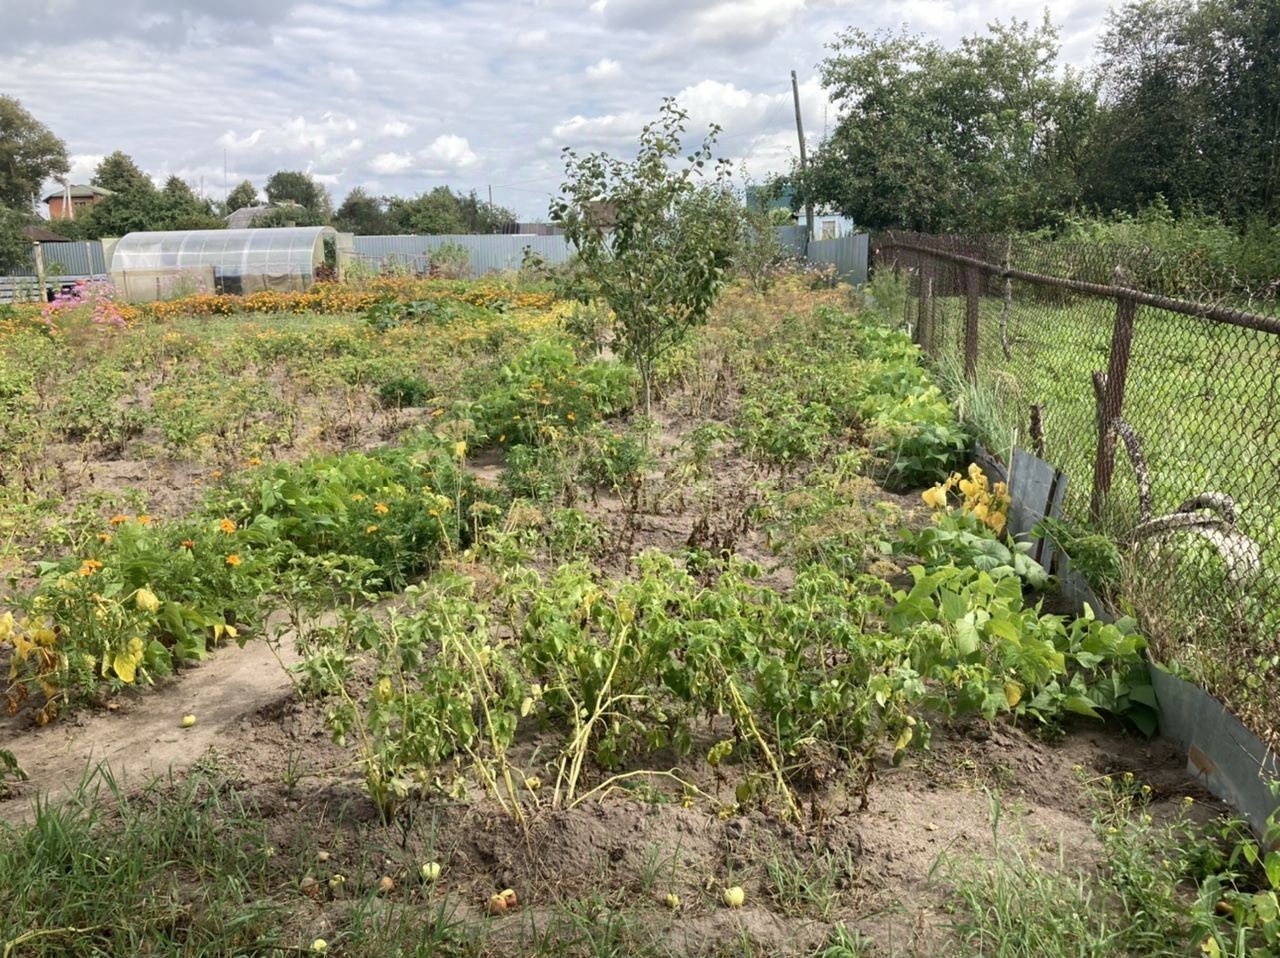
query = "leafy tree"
(551, 99, 738, 413)
(264, 170, 330, 215)
(381, 187, 515, 235)
(1088, 0, 1280, 223)
(795, 17, 1095, 232)
(0, 204, 31, 272)
(224, 179, 259, 212)
(0, 96, 69, 211)
(91, 151, 152, 195)
(334, 186, 388, 234)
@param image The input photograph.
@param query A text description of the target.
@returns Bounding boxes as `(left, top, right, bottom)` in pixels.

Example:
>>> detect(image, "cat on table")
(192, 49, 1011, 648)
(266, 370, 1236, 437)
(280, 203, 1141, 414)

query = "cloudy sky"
(2, 0, 1111, 219)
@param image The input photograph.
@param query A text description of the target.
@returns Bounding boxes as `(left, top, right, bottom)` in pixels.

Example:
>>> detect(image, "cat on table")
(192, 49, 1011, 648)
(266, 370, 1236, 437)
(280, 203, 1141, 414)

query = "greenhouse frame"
(108, 226, 343, 302)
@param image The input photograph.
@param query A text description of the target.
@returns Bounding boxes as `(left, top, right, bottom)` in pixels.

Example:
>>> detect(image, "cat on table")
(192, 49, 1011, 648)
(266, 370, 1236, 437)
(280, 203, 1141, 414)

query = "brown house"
(43, 184, 113, 220)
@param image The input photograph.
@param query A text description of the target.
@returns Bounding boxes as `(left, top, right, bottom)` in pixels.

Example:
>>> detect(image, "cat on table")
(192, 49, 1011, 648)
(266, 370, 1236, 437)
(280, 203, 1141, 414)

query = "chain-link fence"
(874, 232, 1280, 749)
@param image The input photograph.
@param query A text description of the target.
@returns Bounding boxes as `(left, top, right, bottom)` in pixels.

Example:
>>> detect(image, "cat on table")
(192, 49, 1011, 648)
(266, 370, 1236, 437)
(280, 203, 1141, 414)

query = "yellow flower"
(78, 559, 104, 577)
(225, 554, 242, 567)
(453, 440, 467, 458)
(921, 484, 949, 510)
(247, 457, 262, 467)
(109, 514, 130, 526)
(135, 587, 161, 614)
(366, 524, 379, 534)
(374, 502, 390, 515)
(351, 493, 366, 503)
(210, 470, 224, 479)
(566, 411, 576, 422)
(219, 518, 236, 534)
(137, 515, 152, 526)
(98, 533, 112, 543)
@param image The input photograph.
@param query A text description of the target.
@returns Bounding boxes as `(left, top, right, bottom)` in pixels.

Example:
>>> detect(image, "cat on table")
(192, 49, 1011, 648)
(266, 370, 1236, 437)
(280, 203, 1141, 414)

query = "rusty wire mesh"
(875, 232, 1280, 749)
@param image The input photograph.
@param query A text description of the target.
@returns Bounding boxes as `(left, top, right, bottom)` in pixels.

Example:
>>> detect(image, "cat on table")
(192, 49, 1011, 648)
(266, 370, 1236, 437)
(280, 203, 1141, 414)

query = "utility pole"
(791, 69, 814, 243)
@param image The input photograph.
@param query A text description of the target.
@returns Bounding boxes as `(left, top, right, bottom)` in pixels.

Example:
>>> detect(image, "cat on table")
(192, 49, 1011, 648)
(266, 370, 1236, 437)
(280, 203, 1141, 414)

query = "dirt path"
(0, 637, 299, 819)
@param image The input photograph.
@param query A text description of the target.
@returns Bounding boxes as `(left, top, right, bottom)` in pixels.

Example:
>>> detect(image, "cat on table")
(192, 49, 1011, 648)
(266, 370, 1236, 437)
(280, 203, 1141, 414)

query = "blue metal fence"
(15, 241, 108, 277)
(807, 232, 869, 284)
(351, 234, 574, 276)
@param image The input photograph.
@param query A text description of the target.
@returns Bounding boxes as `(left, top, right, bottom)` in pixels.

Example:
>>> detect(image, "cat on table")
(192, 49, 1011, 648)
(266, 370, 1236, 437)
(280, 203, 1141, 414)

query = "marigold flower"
(109, 514, 130, 526)
(210, 470, 224, 479)
(98, 533, 112, 543)
(78, 559, 104, 576)
(366, 524, 379, 534)
(374, 502, 389, 515)
(225, 554, 242, 567)
(137, 515, 152, 526)
(219, 518, 236, 534)
(247, 457, 262, 467)
(181, 540, 195, 549)
(351, 493, 366, 503)
(566, 412, 576, 422)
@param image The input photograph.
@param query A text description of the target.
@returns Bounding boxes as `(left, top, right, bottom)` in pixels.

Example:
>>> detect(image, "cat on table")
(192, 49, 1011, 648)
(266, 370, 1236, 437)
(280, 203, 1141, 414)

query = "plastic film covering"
(109, 227, 334, 294)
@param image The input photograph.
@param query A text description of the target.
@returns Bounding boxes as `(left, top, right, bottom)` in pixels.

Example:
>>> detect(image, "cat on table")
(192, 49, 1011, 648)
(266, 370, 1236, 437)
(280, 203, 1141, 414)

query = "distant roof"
(23, 225, 72, 242)
(42, 184, 113, 202)
(224, 202, 307, 230)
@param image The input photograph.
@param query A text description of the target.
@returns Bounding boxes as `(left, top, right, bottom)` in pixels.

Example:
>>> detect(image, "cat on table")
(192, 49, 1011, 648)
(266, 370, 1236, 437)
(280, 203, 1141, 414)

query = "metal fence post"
(964, 266, 980, 383)
(1090, 295, 1138, 521)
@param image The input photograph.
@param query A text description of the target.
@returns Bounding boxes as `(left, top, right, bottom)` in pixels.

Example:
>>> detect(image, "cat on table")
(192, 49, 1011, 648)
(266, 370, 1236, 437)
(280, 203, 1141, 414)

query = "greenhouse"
(108, 226, 340, 302)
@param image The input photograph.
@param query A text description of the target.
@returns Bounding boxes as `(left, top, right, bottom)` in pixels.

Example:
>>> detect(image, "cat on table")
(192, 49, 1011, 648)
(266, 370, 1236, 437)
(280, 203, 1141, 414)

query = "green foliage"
(383, 186, 516, 235)
(223, 179, 259, 213)
(0, 95, 69, 210)
(73, 153, 224, 237)
(377, 375, 432, 408)
(552, 99, 739, 411)
(0, 203, 32, 273)
(1088, 0, 1280, 226)
(263, 170, 330, 215)
(475, 338, 635, 447)
(796, 17, 1095, 232)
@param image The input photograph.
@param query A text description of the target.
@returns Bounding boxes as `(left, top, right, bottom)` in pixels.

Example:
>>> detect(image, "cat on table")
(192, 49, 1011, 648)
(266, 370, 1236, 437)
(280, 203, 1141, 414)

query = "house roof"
(23, 225, 72, 242)
(42, 184, 113, 202)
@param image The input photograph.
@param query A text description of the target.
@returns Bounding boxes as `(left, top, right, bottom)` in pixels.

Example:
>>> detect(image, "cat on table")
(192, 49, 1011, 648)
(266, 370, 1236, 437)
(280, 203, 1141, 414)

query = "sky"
(1, 0, 1112, 220)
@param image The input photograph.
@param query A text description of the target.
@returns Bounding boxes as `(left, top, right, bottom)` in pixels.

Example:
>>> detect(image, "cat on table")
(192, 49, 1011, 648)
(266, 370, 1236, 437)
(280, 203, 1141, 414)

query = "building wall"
(47, 195, 103, 220)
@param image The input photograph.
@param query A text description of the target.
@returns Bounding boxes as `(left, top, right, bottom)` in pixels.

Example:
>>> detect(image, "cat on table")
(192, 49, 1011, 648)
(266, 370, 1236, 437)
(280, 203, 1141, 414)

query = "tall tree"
(91, 151, 153, 195)
(224, 179, 259, 212)
(384, 187, 515, 234)
(0, 96, 69, 211)
(334, 186, 388, 234)
(1089, 0, 1280, 222)
(264, 170, 330, 215)
(794, 17, 1095, 232)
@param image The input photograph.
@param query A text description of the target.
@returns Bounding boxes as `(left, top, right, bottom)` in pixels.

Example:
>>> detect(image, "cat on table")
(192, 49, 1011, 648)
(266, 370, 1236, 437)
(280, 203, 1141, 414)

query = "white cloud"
(381, 120, 410, 138)
(370, 151, 415, 175)
(326, 64, 361, 88)
(515, 28, 549, 48)
(585, 57, 622, 80)
(421, 134, 478, 173)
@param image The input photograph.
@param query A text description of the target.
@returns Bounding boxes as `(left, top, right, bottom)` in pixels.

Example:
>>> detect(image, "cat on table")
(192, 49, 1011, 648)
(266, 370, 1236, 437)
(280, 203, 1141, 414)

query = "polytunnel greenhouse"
(108, 226, 340, 302)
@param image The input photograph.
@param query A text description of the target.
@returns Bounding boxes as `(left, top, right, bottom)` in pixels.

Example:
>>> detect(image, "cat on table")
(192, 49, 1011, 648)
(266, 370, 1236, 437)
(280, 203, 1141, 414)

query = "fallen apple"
(723, 885, 745, 908)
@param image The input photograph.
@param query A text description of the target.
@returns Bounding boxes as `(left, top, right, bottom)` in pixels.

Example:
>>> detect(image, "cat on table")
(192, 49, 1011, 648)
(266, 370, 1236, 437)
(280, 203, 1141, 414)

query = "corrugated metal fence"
(14, 241, 109, 277)
(808, 233, 869, 284)
(351, 234, 574, 275)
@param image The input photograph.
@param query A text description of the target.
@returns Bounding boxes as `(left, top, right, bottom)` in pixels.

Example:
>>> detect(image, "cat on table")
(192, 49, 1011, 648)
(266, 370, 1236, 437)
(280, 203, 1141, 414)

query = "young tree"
(224, 179, 259, 212)
(0, 96, 69, 211)
(551, 99, 738, 413)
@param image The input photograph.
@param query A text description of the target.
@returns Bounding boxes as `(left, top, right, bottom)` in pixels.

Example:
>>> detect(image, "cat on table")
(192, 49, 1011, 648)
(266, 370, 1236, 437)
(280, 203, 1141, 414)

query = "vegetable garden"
(0, 269, 1275, 957)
